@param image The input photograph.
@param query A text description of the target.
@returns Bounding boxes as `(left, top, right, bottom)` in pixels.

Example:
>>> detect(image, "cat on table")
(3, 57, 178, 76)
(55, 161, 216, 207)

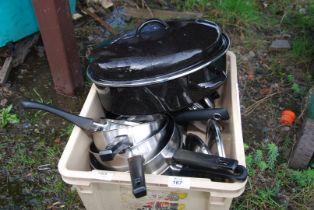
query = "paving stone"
(270, 39, 291, 51)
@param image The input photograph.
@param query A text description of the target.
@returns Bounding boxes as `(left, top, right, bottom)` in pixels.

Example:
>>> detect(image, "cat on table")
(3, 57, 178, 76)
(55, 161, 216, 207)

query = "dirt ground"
(0, 1, 313, 209)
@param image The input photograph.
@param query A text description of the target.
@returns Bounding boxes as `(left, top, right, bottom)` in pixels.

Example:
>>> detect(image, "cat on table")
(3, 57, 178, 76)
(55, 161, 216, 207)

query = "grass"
(0, 119, 82, 209)
(2, 147, 82, 209)
(280, 1, 314, 63)
(291, 37, 314, 61)
(172, 0, 262, 28)
(32, 88, 52, 104)
(60, 124, 74, 138)
(212, 0, 261, 27)
(174, 0, 209, 11)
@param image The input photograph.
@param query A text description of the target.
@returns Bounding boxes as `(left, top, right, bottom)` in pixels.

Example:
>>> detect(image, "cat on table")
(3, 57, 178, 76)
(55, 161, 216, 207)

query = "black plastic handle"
(136, 18, 169, 35)
(174, 108, 229, 124)
(21, 100, 95, 131)
(171, 165, 247, 181)
(195, 71, 227, 89)
(173, 149, 238, 172)
(128, 155, 147, 198)
(99, 139, 132, 161)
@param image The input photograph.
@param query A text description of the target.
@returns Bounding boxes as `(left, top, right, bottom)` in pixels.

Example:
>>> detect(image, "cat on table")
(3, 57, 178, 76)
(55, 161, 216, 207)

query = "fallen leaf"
(26, 172, 32, 177)
(240, 31, 245, 41)
(244, 62, 255, 80)
(260, 88, 272, 95)
(54, 137, 61, 145)
(0, 98, 8, 106)
(247, 71, 255, 81)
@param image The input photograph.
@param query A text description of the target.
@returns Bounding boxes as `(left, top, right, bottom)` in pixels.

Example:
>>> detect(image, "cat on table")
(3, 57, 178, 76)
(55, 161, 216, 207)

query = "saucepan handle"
(173, 165, 248, 181)
(189, 70, 227, 90)
(174, 108, 229, 124)
(21, 100, 96, 131)
(128, 155, 147, 198)
(173, 149, 238, 172)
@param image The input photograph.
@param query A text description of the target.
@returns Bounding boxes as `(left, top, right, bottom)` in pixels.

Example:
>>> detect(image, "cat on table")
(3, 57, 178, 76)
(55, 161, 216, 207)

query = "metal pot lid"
(87, 19, 229, 87)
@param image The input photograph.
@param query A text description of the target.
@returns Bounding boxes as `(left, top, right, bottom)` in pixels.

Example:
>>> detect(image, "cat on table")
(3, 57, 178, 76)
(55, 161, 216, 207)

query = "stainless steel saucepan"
(21, 100, 166, 151)
(89, 116, 170, 171)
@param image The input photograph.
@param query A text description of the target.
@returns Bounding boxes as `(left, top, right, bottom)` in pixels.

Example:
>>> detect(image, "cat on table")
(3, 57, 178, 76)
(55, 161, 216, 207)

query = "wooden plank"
(32, 0, 84, 96)
(124, 7, 203, 19)
(288, 118, 314, 169)
(12, 34, 39, 67)
(0, 56, 13, 84)
(77, 4, 117, 35)
(0, 34, 38, 84)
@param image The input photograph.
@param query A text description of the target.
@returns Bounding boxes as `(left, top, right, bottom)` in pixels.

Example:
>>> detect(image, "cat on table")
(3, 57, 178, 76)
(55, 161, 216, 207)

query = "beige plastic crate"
(58, 51, 247, 210)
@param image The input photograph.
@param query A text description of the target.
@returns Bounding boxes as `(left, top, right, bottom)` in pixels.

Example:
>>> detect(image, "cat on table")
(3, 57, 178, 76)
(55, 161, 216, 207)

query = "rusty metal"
(32, 0, 83, 96)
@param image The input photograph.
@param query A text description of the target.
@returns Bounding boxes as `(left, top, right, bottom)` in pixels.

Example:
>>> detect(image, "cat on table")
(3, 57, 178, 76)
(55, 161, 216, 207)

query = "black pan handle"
(21, 100, 96, 131)
(174, 108, 229, 124)
(189, 70, 227, 90)
(99, 139, 132, 161)
(173, 149, 238, 172)
(128, 155, 147, 198)
(172, 165, 247, 181)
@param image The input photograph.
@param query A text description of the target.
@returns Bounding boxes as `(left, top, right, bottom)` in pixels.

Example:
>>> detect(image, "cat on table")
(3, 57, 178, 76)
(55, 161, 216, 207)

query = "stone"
(270, 39, 291, 51)
(0, 98, 8, 106)
(35, 46, 45, 58)
(248, 50, 256, 58)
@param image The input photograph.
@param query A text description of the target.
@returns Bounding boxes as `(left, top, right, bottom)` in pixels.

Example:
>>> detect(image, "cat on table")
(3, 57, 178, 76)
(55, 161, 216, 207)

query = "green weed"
(243, 143, 250, 151)
(286, 74, 304, 96)
(292, 38, 306, 58)
(290, 37, 314, 63)
(60, 124, 74, 139)
(282, 135, 291, 150)
(33, 88, 52, 104)
(46, 146, 62, 163)
(289, 168, 314, 187)
(306, 73, 312, 83)
(255, 150, 268, 171)
(245, 143, 279, 174)
(267, 143, 279, 170)
(245, 154, 255, 176)
(0, 104, 20, 128)
(291, 83, 302, 95)
(255, 149, 263, 163)
(257, 181, 282, 209)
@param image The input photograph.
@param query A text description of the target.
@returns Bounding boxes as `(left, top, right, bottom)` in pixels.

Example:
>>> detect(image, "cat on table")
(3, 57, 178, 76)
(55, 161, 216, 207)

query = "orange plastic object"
(280, 110, 296, 126)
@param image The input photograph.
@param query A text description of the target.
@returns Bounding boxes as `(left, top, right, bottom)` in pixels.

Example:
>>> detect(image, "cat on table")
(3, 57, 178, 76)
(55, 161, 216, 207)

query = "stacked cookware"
(21, 19, 247, 198)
